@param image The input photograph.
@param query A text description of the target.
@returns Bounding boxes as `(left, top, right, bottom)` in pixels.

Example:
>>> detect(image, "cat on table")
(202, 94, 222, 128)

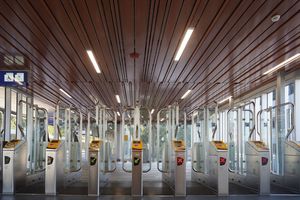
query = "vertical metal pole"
(79, 112, 83, 162)
(295, 73, 300, 141)
(4, 88, 11, 141)
(86, 112, 91, 160)
(96, 106, 99, 140)
(54, 104, 59, 140)
(16, 93, 22, 139)
(276, 71, 285, 175)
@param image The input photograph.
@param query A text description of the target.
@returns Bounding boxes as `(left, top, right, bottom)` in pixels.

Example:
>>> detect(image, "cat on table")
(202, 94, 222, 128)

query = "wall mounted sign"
(0, 71, 28, 87)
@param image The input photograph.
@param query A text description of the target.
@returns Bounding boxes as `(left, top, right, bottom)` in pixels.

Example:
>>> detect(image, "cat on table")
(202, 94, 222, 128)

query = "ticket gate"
(192, 107, 228, 196)
(258, 102, 299, 193)
(157, 105, 186, 196)
(227, 102, 270, 195)
(284, 140, 300, 191)
(2, 140, 27, 194)
(208, 141, 228, 195)
(88, 140, 102, 196)
(132, 140, 143, 196)
(245, 141, 270, 195)
(45, 140, 64, 195)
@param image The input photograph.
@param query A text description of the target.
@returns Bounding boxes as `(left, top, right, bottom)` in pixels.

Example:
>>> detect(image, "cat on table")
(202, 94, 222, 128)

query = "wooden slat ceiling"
(0, 0, 299, 114)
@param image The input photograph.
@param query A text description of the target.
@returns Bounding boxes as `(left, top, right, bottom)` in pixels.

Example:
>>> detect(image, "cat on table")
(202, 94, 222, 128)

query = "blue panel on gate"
(0, 71, 28, 87)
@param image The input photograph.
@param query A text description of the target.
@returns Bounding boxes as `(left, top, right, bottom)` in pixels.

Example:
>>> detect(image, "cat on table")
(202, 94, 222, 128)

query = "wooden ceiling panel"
(0, 0, 299, 114)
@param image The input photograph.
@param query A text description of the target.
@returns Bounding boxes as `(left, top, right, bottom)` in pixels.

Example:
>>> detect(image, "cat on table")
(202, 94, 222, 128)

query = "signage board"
(0, 71, 28, 87)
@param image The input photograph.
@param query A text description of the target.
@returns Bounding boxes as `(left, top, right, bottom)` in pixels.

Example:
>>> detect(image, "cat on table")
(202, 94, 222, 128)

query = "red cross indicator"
(177, 157, 184, 166)
(220, 157, 226, 166)
(261, 157, 268, 166)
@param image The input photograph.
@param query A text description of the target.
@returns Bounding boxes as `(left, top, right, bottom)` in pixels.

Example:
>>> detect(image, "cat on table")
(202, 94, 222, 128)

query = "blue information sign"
(0, 71, 28, 87)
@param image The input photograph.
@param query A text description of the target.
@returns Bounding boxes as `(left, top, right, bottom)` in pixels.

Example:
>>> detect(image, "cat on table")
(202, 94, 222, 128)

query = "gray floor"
(1, 195, 300, 200)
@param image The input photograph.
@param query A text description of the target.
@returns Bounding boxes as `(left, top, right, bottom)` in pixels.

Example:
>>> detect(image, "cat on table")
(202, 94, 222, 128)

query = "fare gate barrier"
(132, 140, 143, 196)
(88, 140, 102, 196)
(208, 141, 228, 196)
(157, 105, 186, 196)
(45, 140, 64, 195)
(2, 140, 27, 194)
(245, 141, 270, 195)
(192, 107, 228, 196)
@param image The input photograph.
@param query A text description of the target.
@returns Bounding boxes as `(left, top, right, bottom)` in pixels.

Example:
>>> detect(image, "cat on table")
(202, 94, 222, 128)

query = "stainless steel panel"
(132, 150, 142, 196)
(2, 141, 27, 194)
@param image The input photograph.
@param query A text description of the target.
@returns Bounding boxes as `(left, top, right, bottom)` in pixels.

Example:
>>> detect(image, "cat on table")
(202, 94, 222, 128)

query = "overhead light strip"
(181, 89, 191, 99)
(263, 53, 300, 75)
(218, 96, 232, 104)
(59, 88, 72, 99)
(87, 50, 101, 73)
(116, 95, 121, 103)
(117, 111, 120, 116)
(151, 109, 155, 114)
(174, 28, 194, 61)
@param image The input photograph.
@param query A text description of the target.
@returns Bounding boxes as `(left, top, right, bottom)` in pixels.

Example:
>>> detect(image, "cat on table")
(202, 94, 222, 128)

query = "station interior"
(0, 0, 300, 199)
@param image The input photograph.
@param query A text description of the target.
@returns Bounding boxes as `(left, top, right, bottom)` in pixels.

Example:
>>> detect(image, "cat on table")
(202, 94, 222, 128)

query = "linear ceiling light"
(263, 53, 300, 75)
(59, 88, 72, 99)
(174, 28, 194, 61)
(117, 111, 120, 116)
(87, 50, 101, 73)
(218, 96, 232, 104)
(181, 89, 191, 99)
(116, 95, 121, 103)
(151, 109, 155, 114)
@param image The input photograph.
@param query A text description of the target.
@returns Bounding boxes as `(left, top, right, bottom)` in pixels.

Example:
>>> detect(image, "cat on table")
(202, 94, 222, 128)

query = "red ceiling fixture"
(130, 52, 139, 59)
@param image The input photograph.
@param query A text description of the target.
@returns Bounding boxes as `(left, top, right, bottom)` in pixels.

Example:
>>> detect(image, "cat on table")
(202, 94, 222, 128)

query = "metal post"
(276, 71, 285, 175)
(86, 112, 91, 160)
(4, 88, 11, 141)
(295, 78, 300, 141)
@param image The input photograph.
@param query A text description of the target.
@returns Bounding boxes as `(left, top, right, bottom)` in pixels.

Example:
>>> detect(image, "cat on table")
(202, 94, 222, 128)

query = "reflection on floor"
(1, 195, 300, 200)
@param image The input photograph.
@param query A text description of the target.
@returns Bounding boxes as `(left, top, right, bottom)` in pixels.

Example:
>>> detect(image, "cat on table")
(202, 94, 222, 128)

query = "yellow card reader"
(89, 140, 102, 151)
(4, 139, 22, 149)
(47, 140, 61, 149)
(212, 141, 228, 150)
(132, 140, 143, 150)
(172, 140, 186, 151)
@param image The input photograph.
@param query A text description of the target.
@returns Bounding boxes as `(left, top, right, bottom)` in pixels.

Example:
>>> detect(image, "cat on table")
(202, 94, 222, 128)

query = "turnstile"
(208, 141, 228, 196)
(172, 140, 186, 196)
(2, 140, 27, 194)
(283, 141, 300, 191)
(45, 140, 64, 195)
(88, 140, 102, 196)
(245, 141, 270, 195)
(132, 140, 143, 196)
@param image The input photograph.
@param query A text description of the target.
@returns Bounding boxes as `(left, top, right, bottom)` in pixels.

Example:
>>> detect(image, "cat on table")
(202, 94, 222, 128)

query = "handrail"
(157, 160, 169, 173)
(122, 160, 132, 173)
(211, 124, 218, 140)
(256, 102, 294, 141)
(143, 160, 151, 173)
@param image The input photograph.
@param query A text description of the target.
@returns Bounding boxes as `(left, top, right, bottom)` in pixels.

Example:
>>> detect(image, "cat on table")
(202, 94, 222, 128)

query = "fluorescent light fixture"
(193, 112, 198, 117)
(117, 111, 120, 116)
(151, 109, 155, 114)
(181, 89, 191, 99)
(87, 50, 101, 73)
(174, 28, 194, 61)
(218, 96, 232, 104)
(116, 95, 121, 103)
(160, 118, 165, 122)
(59, 88, 72, 98)
(263, 53, 300, 75)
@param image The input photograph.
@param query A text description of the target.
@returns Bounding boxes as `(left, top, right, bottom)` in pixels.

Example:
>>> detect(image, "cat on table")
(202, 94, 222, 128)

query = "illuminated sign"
(0, 71, 28, 86)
